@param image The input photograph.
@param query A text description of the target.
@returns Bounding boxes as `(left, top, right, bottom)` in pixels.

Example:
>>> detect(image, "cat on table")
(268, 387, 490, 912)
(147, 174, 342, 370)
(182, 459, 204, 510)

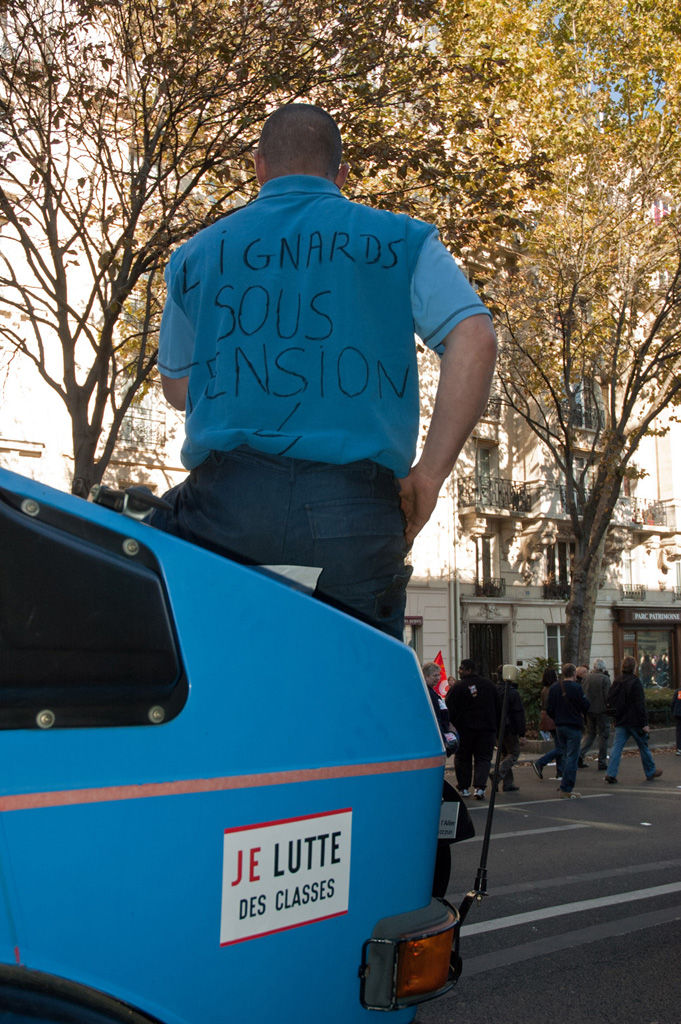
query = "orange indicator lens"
(395, 925, 454, 999)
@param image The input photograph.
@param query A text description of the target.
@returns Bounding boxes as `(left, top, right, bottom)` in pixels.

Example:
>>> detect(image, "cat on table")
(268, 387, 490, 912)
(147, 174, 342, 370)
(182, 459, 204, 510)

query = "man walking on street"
(605, 655, 663, 784)
(153, 103, 497, 639)
(494, 664, 525, 792)
(547, 663, 590, 799)
(446, 659, 501, 800)
(578, 658, 611, 771)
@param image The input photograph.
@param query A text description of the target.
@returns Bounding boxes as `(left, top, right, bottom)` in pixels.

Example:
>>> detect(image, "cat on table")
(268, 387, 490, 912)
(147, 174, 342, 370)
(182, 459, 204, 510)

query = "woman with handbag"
(532, 667, 564, 781)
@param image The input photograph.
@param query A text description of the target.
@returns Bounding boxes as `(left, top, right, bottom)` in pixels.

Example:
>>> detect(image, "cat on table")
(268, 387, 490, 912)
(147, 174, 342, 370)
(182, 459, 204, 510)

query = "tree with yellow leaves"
(490, 0, 681, 663)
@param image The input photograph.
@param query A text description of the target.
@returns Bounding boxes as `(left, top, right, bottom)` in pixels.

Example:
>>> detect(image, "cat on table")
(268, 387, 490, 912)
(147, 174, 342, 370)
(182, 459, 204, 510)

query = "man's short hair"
(622, 654, 637, 674)
(422, 661, 441, 682)
(562, 662, 577, 678)
(460, 658, 475, 673)
(258, 104, 343, 178)
(593, 658, 607, 672)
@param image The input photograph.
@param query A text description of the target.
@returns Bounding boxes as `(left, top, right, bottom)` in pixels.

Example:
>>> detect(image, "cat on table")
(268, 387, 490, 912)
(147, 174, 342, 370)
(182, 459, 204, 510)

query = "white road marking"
(462, 881, 681, 935)
(466, 793, 613, 809)
(467, 824, 589, 842)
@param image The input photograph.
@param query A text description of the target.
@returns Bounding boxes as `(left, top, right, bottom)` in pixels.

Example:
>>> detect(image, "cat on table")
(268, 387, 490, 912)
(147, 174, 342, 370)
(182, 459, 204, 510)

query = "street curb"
(522, 726, 675, 754)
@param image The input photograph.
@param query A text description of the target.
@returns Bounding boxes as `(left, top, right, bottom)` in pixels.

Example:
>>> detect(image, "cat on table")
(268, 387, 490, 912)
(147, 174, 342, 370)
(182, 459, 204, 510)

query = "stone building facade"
(406, 391, 681, 686)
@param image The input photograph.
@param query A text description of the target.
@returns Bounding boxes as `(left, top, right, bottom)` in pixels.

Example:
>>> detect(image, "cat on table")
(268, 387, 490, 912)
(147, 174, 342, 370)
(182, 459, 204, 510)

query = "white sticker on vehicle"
(438, 800, 460, 840)
(220, 808, 352, 945)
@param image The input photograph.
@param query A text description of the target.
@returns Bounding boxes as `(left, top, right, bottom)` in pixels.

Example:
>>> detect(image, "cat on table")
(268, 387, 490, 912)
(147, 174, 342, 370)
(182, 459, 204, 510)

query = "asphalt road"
(416, 748, 681, 1024)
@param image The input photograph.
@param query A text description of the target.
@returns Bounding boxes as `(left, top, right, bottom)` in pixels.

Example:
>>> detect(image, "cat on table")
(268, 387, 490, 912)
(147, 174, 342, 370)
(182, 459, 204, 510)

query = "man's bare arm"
(397, 314, 498, 545)
(161, 374, 189, 411)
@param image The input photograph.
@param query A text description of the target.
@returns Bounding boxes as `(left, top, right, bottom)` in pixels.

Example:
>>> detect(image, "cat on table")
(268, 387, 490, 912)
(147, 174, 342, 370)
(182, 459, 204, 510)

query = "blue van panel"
(0, 468, 446, 1023)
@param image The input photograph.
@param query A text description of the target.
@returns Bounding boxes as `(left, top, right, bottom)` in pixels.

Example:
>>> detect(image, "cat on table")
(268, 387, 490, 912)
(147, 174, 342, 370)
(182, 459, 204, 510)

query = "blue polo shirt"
(159, 175, 492, 476)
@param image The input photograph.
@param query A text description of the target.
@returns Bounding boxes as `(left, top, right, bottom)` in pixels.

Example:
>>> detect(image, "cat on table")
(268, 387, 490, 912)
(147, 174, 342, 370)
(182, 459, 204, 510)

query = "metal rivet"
(148, 706, 165, 724)
(36, 709, 55, 729)
(123, 538, 140, 557)
(21, 499, 40, 517)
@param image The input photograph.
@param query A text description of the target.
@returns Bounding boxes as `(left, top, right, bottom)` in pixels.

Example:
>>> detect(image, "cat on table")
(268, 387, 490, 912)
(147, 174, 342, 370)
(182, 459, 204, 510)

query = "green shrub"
(644, 685, 675, 726)
(517, 657, 559, 729)
(644, 686, 675, 709)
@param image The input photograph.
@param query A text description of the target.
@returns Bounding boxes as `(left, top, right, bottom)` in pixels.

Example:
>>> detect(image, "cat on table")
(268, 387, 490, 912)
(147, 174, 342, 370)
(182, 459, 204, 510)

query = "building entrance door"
(468, 623, 504, 681)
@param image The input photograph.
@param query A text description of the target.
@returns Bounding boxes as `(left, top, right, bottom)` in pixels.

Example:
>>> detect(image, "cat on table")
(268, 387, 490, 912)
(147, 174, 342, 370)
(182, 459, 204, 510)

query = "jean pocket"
(305, 498, 404, 540)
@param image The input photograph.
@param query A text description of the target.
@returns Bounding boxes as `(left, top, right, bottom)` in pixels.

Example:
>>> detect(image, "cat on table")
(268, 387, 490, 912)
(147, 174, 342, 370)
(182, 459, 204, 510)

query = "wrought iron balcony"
(542, 580, 571, 600)
(630, 499, 667, 527)
(458, 476, 533, 514)
(611, 496, 670, 529)
(474, 578, 506, 598)
(562, 491, 669, 529)
(561, 400, 603, 431)
(119, 407, 167, 449)
(620, 584, 646, 601)
(483, 394, 502, 420)
(571, 405, 602, 431)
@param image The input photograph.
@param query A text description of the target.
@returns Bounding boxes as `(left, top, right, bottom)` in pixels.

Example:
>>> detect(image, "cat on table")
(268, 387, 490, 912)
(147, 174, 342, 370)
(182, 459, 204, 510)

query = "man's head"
(576, 665, 588, 681)
(622, 654, 637, 674)
(562, 662, 577, 680)
(255, 104, 349, 187)
(459, 659, 475, 678)
(422, 662, 442, 689)
(593, 658, 607, 672)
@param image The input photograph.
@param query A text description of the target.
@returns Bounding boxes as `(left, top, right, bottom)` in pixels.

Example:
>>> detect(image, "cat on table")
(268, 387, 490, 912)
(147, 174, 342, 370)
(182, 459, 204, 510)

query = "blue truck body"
(0, 466, 454, 1022)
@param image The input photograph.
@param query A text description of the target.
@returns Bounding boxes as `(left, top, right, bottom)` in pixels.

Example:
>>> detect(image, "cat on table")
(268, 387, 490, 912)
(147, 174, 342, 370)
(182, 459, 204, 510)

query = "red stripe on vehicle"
(0, 756, 444, 812)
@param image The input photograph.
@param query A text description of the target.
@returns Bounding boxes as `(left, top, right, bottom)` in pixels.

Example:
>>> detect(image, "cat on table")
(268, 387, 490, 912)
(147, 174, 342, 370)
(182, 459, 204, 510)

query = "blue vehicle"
(0, 465, 460, 1023)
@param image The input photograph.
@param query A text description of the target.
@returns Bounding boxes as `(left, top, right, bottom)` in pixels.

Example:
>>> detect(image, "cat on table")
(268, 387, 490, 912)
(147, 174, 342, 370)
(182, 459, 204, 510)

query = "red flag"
(433, 651, 449, 696)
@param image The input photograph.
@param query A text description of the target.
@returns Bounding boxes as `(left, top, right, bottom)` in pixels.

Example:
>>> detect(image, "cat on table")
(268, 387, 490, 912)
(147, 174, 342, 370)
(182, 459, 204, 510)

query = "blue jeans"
(149, 445, 411, 639)
(555, 725, 582, 792)
(607, 726, 657, 778)
(536, 735, 564, 775)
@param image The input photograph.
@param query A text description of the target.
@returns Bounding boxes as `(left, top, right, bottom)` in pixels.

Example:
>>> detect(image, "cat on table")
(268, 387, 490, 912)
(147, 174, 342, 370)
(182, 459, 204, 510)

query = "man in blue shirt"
(547, 663, 590, 799)
(155, 104, 497, 638)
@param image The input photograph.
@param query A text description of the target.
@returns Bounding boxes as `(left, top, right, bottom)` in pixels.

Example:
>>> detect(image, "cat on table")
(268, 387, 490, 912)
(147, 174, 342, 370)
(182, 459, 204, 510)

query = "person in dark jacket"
(446, 659, 501, 800)
(604, 655, 662, 783)
(494, 665, 526, 792)
(578, 658, 611, 770)
(672, 686, 681, 756)
(546, 663, 590, 799)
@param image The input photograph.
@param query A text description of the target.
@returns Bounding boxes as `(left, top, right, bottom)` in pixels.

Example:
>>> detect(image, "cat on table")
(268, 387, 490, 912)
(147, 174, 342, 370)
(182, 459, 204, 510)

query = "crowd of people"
(423, 655, 681, 801)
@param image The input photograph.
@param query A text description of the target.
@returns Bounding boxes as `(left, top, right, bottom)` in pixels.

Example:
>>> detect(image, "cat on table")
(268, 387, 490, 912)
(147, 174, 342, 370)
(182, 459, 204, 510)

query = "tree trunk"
(577, 535, 607, 668)
(564, 501, 615, 665)
(563, 562, 586, 665)
(71, 428, 104, 498)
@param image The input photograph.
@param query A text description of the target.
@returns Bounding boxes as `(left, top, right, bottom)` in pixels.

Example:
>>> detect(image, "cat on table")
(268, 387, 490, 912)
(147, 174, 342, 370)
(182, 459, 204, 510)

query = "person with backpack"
(604, 655, 663, 784)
